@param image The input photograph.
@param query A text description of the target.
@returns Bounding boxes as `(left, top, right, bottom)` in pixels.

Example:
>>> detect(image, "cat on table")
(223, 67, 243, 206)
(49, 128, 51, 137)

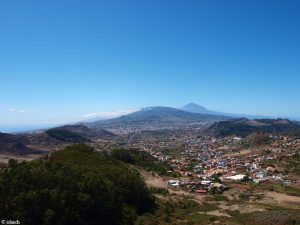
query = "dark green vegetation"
(46, 128, 89, 142)
(0, 144, 155, 225)
(208, 118, 300, 137)
(111, 148, 173, 175)
(52, 125, 115, 139)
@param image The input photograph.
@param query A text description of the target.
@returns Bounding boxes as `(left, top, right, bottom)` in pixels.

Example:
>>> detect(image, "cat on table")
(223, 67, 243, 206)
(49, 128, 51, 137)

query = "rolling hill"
(206, 118, 300, 137)
(46, 125, 115, 142)
(53, 125, 115, 138)
(0, 132, 47, 155)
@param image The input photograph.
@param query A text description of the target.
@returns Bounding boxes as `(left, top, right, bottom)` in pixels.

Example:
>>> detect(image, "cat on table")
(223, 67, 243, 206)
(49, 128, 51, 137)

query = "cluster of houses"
(167, 179, 228, 194)
(141, 134, 300, 194)
(112, 129, 300, 194)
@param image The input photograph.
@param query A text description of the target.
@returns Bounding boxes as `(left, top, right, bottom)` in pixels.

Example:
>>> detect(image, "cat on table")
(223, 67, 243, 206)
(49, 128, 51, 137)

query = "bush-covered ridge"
(46, 128, 89, 143)
(110, 148, 172, 175)
(207, 118, 300, 137)
(0, 144, 155, 225)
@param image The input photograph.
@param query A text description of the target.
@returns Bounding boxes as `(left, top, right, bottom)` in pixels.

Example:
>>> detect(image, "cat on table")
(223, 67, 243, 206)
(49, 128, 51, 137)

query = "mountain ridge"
(87, 106, 230, 130)
(206, 118, 300, 137)
(182, 103, 267, 119)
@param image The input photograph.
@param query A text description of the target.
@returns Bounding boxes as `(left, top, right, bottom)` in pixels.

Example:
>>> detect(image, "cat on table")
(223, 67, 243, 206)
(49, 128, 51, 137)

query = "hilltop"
(207, 118, 300, 137)
(0, 132, 46, 155)
(46, 124, 115, 142)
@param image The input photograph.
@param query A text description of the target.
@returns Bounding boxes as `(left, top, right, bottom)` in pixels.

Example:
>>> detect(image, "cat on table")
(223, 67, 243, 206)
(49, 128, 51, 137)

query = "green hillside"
(0, 144, 155, 225)
(46, 128, 89, 143)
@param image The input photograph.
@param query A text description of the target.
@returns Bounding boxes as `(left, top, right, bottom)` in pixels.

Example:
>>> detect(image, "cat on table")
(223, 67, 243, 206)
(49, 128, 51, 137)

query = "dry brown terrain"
(0, 154, 42, 163)
(264, 191, 300, 208)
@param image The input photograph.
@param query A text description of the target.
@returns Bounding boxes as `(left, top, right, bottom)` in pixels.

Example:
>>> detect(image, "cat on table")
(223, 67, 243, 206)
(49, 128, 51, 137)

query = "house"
(196, 189, 207, 194)
(255, 172, 267, 179)
(168, 180, 180, 188)
(225, 174, 246, 181)
(201, 180, 212, 185)
(253, 178, 269, 183)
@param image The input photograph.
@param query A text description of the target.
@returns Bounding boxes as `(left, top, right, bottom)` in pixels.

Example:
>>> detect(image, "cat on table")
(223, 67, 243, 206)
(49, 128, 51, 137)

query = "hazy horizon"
(1, 102, 299, 133)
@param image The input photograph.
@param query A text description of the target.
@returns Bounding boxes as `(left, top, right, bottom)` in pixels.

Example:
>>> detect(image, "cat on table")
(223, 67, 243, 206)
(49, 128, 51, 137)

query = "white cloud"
(81, 109, 137, 119)
(8, 108, 32, 113)
(81, 113, 102, 118)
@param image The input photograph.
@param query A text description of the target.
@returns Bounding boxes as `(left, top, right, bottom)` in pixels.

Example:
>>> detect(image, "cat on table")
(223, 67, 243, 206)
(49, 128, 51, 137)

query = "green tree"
(0, 144, 155, 225)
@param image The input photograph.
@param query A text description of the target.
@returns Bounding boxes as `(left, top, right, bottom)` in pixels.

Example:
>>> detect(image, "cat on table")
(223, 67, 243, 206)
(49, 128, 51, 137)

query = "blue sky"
(1, 0, 300, 132)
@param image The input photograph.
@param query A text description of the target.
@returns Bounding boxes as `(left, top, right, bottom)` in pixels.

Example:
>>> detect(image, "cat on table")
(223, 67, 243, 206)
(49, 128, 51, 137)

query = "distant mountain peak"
(183, 103, 207, 111)
(184, 103, 205, 107)
(182, 103, 212, 114)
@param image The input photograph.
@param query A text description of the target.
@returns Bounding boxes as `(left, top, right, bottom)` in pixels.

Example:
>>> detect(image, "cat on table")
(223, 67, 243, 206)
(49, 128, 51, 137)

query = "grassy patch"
(271, 184, 300, 197)
(284, 186, 300, 197)
(187, 213, 217, 224)
(232, 210, 300, 225)
(213, 194, 228, 201)
(149, 187, 169, 196)
(137, 198, 220, 225)
(197, 202, 219, 212)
